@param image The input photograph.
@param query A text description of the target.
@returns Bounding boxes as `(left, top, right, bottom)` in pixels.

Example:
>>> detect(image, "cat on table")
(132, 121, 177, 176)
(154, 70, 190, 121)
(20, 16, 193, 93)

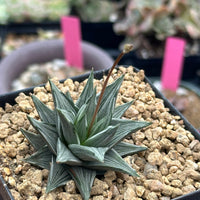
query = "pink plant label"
(161, 37, 186, 91)
(61, 16, 83, 70)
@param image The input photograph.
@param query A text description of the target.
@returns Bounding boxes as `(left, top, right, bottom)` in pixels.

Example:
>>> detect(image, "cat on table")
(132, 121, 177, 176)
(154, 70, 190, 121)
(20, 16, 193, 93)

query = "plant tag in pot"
(161, 37, 186, 91)
(61, 16, 83, 70)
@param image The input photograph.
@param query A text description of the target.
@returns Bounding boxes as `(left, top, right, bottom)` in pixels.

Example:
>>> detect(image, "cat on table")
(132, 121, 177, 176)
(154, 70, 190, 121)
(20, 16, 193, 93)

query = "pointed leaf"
(107, 118, 151, 148)
(69, 144, 108, 163)
(57, 109, 80, 144)
(75, 104, 88, 124)
(74, 104, 88, 143)
(49, 80, 77, 120)
(76, 70, 94, 108)
(83, 149, 139, 177)
(97, 75, 124, 121)
(84, 125, 118, 147)
(32, 95, 55, 124)
(113, 142, 147, 157)
(46, 156, 71, 193)
(28, 116, 58, 155)
(65, 91, 75, 105)
(90, 115, 110, 136)
(24, 145, 52, 170)
(21, 128, 46, 150)
(56, 139, 82, 165)
(67, 166, 96, 200)
(85, 88, 97, 126)
(113, 100, 133, 118)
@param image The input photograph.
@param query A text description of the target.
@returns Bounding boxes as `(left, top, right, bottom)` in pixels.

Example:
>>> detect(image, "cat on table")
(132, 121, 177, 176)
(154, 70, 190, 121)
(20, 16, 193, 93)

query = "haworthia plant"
(21, 45, 151, 200)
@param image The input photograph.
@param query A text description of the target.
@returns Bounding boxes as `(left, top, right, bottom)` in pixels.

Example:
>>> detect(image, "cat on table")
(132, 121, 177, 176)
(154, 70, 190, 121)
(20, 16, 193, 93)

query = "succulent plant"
(69, 0, 118, 22)
(114, 0, 200, 57)
(21, 45, 151, 200)
(4, 0, 70, 23)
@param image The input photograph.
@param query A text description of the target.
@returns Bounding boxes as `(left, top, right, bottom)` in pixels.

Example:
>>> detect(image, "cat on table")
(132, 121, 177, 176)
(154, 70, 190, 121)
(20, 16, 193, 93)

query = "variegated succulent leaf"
(22, 70, 150, 200)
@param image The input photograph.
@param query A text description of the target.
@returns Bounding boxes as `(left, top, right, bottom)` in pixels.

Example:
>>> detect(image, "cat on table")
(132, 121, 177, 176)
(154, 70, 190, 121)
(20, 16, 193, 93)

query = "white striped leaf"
(83, 149, 139, 177)
(84, 125, 118, 147)
(49, 80, 78, 119)
(21, 128, 45, 150)
(57, 108, 80, 144)
(97, 75, 124, 120)
(69, 144, 108, 163)
(76, 70, 94, 108)
(32, 95, 55, 124)
(46, 157, 71, 193)
(67, 166, 96, 200)
(113, 141, 147, 157)
(113, 100, 133, 118)
(24, 145, 52, 170)
(56, 138, 82, 165)
(28, 116, 58, 155)
(107, 118, 151, 148)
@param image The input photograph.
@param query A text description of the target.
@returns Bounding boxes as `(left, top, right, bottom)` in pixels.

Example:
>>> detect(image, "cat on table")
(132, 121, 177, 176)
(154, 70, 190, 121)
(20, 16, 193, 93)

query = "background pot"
(0, 39, 114, 94)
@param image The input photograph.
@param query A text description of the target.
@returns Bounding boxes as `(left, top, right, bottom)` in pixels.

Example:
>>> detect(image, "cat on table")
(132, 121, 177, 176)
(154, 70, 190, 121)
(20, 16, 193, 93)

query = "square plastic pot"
(0, 67, 200, 200)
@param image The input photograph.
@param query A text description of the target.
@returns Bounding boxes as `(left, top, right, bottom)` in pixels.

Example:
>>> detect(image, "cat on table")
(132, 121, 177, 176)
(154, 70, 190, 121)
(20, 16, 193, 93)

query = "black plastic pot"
(0, 22, 124, 49)
(107, 50, 200, 85)
(0, 67, 200, 199)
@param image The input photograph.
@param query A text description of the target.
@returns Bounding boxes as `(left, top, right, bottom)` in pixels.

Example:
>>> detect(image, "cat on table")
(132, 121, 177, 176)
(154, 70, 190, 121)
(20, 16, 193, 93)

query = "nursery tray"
(6, 21, 60, 34)
(108, 50, 200, 85)
(1, 22, 124, 49)
(0, 67, 200, 200)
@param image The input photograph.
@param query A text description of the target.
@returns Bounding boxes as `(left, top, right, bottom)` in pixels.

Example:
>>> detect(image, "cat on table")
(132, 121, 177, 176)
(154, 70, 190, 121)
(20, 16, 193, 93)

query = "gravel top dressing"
(0, 66, 200, 200)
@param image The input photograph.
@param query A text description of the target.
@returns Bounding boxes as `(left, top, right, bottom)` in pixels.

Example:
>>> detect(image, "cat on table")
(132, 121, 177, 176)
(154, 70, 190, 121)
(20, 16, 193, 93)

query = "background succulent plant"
(1, 0, 120, 24)
(21, 67, 150, 200)
(2, 0, 70, 23)
(114, 0, 200, 58)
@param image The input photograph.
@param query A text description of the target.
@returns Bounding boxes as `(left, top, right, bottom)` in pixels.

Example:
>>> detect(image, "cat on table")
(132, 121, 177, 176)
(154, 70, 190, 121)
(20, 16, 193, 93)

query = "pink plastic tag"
(161, 37, 186, 91)
(61, 16, 83, 70)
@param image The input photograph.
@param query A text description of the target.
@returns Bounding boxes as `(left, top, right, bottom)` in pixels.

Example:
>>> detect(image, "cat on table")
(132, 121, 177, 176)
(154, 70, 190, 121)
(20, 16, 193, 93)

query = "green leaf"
(69, 144, 108, 163)
(31, 95, 55, 124)
(67, 166, 96, 200)
(107, 118, 151, 148)
(74, 104, 88, 143)
(97, 75, 124, 121)
(24, 145, 52, 170)
(90, 115, 110, 136)
(28, 116, 58, 155)
(21, 128, 46, 150)
(76, 70, 94, 108)
(75, 104, 88, 124)
(113, 100, 134, 118)
(84, 125, 118, 147)
(46, 156, 71, 193)
(49, 80, 77, 120)
(83, 149, 139, 177)
(113, 142, 147, 157)
(65, 91, 75, 105)
(56, 139, 82, 165)
(85, 88, 97, 126)
(57, 109, 80, 144)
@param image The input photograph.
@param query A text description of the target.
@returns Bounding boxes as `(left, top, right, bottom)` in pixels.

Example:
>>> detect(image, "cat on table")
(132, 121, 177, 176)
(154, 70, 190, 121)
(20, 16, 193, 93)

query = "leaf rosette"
(21, 69, 151, 200)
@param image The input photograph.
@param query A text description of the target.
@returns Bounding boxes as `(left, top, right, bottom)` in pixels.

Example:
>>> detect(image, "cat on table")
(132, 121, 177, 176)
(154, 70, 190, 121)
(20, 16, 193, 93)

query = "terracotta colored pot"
(0, 39, 114, 94)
